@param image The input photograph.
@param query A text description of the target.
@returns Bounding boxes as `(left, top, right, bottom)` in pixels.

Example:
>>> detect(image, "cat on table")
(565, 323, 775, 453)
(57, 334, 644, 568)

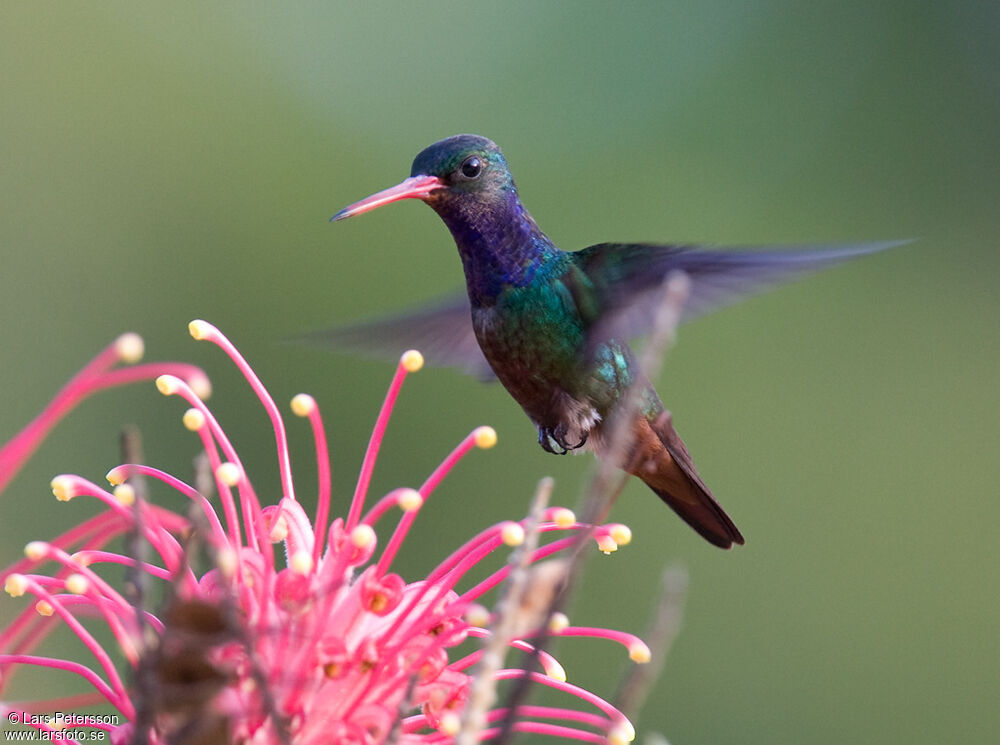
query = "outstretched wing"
(573, 240, 906, 344)
(314, 241, 904, 379)
(304, 292, 496, 381)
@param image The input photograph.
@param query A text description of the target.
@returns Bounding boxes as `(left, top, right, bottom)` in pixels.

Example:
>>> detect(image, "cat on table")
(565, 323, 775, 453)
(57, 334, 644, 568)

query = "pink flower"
(0, 321, 648, 744)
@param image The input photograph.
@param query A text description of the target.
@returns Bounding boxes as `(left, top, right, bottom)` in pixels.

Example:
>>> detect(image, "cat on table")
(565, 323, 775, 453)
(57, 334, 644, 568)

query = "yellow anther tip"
(629, 641, 652, 664)
(113, 484, 136, 507)
(290, 551, 314, 575)
(188, 319, 213, 341)
(183, 408, 206, 431)
(596, 535, 618, 554)
(500, 521, 525, 547)
(114, 333, 145, 364)
(216, 462, 242, 487)
(473, 426, 498, 449)
(105, 467, 126, 486)
(155, 374, 181, 396)
(65, 574, 89, 595)
(290, 393, 316, 417)
(24, 542, 48, 561)
(5, 575, 28, 597)
(217, 548, 238, 578)
(607, 723, 636, 745)
(351, 524, 376, 549)
(552, 507, 576, 528)
(438, 712, 460, 737)
(546, 660, 567, 683)
(548, 612, 570, 633)
(50, 475, 76, 501)
(400, 349, 424, 372)
(70, 552, 92, 567)
(465, 603, 491, 628)
(609, 524, 632, 546)
(35, 601, 54, 617)
(396, 488, 424, 512)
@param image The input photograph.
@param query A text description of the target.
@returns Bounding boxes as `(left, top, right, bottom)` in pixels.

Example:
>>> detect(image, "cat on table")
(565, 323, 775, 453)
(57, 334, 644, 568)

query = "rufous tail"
(623, 411, 744, 549)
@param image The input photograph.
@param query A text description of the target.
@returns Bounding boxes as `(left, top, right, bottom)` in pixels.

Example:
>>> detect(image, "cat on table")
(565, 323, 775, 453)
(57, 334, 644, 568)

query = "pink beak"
(331, 174, 444, 222)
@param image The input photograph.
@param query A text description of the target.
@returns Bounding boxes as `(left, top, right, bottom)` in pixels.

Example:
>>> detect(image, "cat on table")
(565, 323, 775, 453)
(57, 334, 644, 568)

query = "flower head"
(0, 322, 648, 743)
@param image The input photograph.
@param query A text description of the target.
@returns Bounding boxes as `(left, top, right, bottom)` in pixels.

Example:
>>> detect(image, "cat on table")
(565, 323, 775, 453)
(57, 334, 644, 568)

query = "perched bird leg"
(537, 426, 566, 454)
(537, 423, 589, 454)
(538, 427, 566, 455)
(560, 426, 589, 451)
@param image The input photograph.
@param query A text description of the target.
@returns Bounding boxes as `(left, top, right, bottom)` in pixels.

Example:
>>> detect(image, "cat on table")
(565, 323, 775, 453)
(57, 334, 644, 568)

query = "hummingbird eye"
(458, 155, 483, 180)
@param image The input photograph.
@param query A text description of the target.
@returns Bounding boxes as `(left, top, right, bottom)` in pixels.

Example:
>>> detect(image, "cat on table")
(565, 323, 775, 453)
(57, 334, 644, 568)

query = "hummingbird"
(330, 134, 899, 549)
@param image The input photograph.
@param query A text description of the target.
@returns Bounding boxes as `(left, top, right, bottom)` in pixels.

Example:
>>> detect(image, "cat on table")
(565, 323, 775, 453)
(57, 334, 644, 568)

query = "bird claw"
(537, 424, 588, 455)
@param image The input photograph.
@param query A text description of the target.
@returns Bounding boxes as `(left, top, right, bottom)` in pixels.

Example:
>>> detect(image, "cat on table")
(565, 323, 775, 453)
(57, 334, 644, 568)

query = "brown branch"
(457, 476, 554, 745)
(614, 565, 688, 721)
(494, 272, 691, 744)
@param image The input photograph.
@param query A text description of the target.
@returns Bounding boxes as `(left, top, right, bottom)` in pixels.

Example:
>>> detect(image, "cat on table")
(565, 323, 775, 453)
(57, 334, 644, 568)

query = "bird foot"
(537, 424, 588, 455)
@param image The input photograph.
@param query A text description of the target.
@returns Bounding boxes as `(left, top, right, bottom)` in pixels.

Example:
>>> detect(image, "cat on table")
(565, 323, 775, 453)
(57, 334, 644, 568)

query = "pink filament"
(304, 401, 333, 563)
(193, 322, 296, 502)
(0, 336, 207, 494)
(0, 655, 128, 715)
(375, 429, 480, 576)
(557, 625, 647, 657)
(347, 357, 412, 530)
(110, 464, 229, 548)
(162, 376, 266, 557)
(11, 579, 131, 715)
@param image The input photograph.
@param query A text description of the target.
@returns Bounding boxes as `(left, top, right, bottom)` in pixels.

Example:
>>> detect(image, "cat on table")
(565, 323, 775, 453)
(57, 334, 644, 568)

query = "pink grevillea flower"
(0, 321, 649, 744)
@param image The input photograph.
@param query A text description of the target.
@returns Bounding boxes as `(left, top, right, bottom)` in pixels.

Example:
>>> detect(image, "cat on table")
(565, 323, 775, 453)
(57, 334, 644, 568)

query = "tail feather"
(623, 411, 744, 549)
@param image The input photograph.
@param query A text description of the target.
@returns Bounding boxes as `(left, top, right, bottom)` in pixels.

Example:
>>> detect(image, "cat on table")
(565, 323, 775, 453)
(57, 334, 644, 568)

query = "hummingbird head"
(331, 134, 517, 222)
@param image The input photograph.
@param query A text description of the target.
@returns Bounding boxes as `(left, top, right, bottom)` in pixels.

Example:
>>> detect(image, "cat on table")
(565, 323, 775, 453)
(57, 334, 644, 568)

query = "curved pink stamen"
(493, 704, 612, 731)
(51, 476, 185, 574)
(347, 356, 414, 530)
(188, 418, 245, 552)
(360, 488, 419, 529)
(0, 338, 207, 496)
(189, 321, 296, 503)
(11, 691, 110, 714)
(107, 464, 230, 548)
(300, 399, 333, 562)
(375, 429, 481, 576)
(31, 544, 141, 626)
(54, 594, 165, 635)
(453, 632, 564, 679)
(556, 625, 648, 658)
(158, 376, 266, 557)
(454, 534, 579, 605)
(0, 655, 129, 716)
(11, 578, 131, 713)
(495, 669, 627, 725)
(479, 722, 608, 743)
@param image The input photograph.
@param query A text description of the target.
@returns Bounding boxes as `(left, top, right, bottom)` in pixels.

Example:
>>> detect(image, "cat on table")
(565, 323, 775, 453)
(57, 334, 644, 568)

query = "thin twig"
(456, 477, 555, 745)
(384, 674, 420, 745)
(120, 426, 155, 745)
(581, 270, 691, 528)
(495, 272, 691, 744)
(614, 565, 688, 721)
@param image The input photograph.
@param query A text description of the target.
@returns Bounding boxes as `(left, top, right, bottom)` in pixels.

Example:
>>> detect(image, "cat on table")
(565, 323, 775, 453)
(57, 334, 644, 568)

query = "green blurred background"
(2, 2, 998, 743)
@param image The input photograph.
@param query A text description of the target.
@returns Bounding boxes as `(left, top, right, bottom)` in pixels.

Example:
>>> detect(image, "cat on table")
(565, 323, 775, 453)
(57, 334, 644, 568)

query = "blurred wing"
(305, 292, 496, 381)
(575, 240, 906, 343)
